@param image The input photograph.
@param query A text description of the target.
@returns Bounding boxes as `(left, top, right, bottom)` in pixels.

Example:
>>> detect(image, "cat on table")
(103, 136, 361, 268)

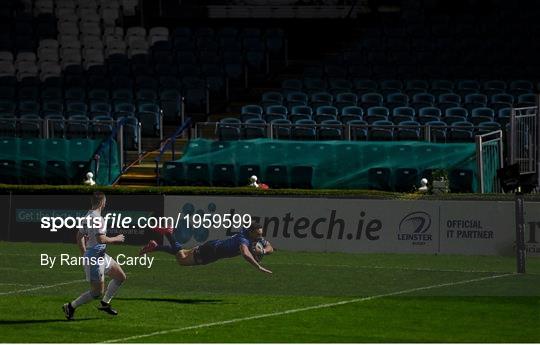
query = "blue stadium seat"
(292, 119, 316, 140)
(426, 120, 447, 142)
(0, 159, 19, 184)
(44, 114, 65, 138)
(464, 93, 488, 111)
(286, 91, 308, 109)
(19, 114, 41, 138)
(445, 107, 469, 118)
(66, 115, 90, 139)
(449, 169, 473, 193)
(161, 161, 185, 186)
(318, 119, 343, 140)
(411, 92, 435, 111)
(392, 106, 415, 124)
(394, 168, 419, 192)
(396, 120, 421, 141)
(335, 92, 358, 110)
(359, 92, 383, 110)
(240, 113, 262, 122)
(118, 115, 139, 150)
(270, 119, 292, 139)
(240, 105, 263, 117)
(471, 107, 495, 125)
(348, 119, 368, 141)
(490, 93, 514, 111)
(386, 92, 409, 111)
(212, 164, 236, 187)
(368, 167, 392, 191)
(91, 115, 114, 139)
(310, 92, 333, 108)
(448, 121, 474, 142)
(517, 93, 537, 107)
(266, 105, 288, 117)
(243, 118, 267, 139)
(497, 107, 512, 126)
(369, 120, 394, 141)
(185, 163, 210, 186)
(290, 105, 313, 116)
(265, 165, 289, 188)
(366, 106, 389, 123)
(341, 106, 363, 117)
(418, 107, 442, 124)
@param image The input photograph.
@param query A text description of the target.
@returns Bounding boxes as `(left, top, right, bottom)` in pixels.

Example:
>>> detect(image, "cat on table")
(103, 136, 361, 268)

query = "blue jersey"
(212, 228, 251, 259)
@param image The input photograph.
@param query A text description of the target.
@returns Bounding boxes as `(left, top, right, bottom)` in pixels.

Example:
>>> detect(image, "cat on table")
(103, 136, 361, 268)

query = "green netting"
(95, 139, 121, 186)
(177, 139, 479, 191)
(0, 137, 120, 185)
(480, 141, 501, 193)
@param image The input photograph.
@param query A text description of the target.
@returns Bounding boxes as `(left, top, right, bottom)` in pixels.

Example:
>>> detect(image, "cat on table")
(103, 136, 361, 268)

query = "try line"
(103, 272, 514, 343)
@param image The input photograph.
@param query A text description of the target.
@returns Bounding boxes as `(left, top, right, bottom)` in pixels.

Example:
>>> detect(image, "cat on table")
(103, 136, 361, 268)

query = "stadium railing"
(92, 117, 139, 185)
(154, 117, 193, 185)
(193, 121, 491, 142)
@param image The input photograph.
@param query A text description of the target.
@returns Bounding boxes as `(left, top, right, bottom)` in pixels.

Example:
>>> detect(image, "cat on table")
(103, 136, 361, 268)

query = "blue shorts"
(193, 240, 220, 265)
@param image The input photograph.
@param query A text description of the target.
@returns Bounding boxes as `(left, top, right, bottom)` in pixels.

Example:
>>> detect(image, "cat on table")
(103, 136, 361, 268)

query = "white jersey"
(80, 209, 107, 254)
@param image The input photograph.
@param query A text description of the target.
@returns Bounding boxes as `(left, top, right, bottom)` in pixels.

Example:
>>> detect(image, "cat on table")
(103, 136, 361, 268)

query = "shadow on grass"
(116, 297, 226, 304)
(0, 318, 96, 324)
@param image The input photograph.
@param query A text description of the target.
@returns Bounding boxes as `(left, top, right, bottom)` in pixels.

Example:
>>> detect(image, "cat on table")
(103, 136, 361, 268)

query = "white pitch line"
(268, 262, 514, 274)
(0, 279, 85, 296)
(103, 273, 514, 343)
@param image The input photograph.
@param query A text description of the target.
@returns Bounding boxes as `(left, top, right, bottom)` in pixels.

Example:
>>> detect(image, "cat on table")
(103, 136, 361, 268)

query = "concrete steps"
(116, 139, 188, 187)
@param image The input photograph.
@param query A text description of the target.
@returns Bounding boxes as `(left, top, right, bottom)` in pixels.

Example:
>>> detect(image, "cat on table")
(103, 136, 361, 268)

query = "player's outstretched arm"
(240, 244, 272, 274)
(97, 234, 125, 244)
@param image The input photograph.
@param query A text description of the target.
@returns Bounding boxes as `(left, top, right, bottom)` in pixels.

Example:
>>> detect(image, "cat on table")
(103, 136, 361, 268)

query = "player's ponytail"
(90, 191, 106, 210)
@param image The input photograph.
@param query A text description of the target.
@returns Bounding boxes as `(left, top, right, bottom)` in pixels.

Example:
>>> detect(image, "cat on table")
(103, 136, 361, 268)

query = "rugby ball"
(251, 240, 265, 262)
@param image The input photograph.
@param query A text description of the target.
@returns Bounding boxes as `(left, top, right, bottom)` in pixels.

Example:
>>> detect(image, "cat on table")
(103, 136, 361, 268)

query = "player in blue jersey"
(139, 223, 274, 274)
(62, 192, 127, 320)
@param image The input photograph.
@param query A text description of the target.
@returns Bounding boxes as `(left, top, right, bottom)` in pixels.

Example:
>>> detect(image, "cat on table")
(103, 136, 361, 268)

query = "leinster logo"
(173, 202, 216, 244)
(398, 212, 432, 245)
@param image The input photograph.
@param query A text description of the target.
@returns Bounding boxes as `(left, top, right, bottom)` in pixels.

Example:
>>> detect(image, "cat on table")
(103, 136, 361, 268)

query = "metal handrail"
(154, 117, 193, 185)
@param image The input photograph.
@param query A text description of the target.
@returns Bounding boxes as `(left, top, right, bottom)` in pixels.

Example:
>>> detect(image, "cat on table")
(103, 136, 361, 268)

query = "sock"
(102, 279, 123, 304)
(156, 233, 182, 255)
(156, 244, 181, 255)
(71, 291, 95, 309)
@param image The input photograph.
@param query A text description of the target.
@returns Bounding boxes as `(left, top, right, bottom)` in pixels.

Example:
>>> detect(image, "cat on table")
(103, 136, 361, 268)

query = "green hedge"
(0, 183, 538, 201)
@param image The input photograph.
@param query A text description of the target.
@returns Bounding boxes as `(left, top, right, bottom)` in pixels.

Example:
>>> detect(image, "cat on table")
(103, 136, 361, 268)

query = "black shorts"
(193, 240, 220, 265)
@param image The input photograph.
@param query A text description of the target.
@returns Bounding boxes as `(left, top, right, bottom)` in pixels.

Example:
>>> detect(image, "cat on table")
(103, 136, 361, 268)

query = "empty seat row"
(160, 161, 474, 193)
(215, 117, 500, 142)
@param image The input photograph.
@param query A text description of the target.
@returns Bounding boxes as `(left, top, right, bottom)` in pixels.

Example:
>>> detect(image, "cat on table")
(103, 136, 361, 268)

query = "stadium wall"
(1, 193, 538, 256)
(163, 196, 540, 256)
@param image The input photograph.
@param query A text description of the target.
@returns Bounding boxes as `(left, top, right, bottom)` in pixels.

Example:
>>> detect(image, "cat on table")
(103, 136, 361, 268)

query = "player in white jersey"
(62, 192, 126, 320)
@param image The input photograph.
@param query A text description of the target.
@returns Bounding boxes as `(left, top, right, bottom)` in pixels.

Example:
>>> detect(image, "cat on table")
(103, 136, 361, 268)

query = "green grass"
(0, 242, 539, 343)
